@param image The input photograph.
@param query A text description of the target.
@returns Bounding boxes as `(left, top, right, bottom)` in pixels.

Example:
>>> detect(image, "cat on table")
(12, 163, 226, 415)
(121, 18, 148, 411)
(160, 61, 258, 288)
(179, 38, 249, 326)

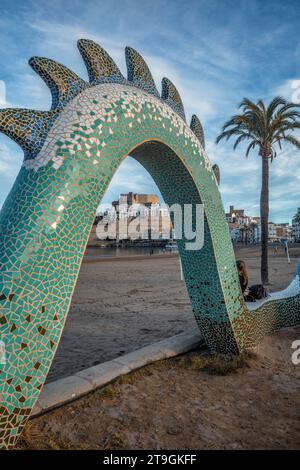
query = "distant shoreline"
(83, 252, 178, 263)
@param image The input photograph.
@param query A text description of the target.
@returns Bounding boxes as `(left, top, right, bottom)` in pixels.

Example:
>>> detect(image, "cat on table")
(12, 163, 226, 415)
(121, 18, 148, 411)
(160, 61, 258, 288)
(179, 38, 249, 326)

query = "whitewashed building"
(292, 208, 300, 242)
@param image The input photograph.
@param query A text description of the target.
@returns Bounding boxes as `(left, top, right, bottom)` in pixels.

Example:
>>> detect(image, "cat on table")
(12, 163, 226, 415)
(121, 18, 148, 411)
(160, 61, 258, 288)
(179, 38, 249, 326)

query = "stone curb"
(31, 331, 204, 418)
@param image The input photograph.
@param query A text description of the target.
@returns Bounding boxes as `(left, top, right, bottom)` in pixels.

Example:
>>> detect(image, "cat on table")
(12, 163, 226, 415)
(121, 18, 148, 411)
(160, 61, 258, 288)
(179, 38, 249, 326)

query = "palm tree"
(216, 97, 300, 284)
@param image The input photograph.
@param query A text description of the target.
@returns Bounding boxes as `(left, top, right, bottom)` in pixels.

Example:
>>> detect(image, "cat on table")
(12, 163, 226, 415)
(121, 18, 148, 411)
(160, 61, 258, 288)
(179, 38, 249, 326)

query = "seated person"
(236, 259, 267, 302)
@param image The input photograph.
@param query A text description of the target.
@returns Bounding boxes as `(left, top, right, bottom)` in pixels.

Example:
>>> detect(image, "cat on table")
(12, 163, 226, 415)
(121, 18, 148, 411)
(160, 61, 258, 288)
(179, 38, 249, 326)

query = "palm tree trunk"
(260, 155, 269, 284)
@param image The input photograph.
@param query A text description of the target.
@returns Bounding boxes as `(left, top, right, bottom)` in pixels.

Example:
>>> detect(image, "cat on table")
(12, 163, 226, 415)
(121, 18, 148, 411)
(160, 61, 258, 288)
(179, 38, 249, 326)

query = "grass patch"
(16, 420, 122, 450)
(16, 422, 76, 450)
(178, 351, 256, 375)
(15, 422, 38, 450)
(97, 383, 120, 400)
(104, 431, 128, 450)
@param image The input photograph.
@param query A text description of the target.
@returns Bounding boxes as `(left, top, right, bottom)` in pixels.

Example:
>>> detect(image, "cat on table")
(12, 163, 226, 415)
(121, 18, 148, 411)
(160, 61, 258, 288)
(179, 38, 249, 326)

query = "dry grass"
(177, 350, 256, 375)
(16, 420, 127, 450)
(103, 432, 128, 450)
(16, 422, 76, 450)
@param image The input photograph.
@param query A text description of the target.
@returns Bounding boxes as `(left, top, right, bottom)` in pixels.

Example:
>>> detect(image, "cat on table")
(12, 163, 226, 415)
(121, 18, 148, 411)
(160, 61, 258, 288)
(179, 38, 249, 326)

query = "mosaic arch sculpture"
(0, 39, 299, 448)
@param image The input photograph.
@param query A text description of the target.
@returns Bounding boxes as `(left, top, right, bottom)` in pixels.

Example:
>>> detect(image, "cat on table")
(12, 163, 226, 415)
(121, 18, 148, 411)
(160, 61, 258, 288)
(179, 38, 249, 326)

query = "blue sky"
(0, 0, 299, 222)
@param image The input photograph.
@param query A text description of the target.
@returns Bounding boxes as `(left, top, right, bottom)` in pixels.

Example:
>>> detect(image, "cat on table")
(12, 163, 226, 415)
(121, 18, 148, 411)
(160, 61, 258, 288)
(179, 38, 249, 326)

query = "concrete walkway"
(31, 331, 204, 417)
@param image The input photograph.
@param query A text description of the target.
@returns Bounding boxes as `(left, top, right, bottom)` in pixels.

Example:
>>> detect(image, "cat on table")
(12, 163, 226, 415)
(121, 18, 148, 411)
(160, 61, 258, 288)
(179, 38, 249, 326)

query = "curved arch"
(130, 140, 240, 351)
(0, 44, 299, 448)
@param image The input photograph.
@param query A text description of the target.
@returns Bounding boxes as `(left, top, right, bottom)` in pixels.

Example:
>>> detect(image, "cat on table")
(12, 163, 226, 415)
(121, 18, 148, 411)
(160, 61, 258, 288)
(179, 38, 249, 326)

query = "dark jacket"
(239, 274, 248, 293)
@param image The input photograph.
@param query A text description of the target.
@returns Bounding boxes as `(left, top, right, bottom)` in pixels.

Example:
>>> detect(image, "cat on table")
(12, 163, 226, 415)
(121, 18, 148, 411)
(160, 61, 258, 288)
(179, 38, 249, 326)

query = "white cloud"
(0, 138, 22, 176)
(27, 20, 126, 78)
(26, 18, 221, 122)
(0, 81, 7, 108)
(273, 78, 300, 103)
(99, 157, 162, 212)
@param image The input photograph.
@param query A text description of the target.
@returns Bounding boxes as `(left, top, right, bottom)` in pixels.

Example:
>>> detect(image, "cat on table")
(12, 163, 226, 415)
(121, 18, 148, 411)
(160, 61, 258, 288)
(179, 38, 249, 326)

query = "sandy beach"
(47, 244, 300, 383)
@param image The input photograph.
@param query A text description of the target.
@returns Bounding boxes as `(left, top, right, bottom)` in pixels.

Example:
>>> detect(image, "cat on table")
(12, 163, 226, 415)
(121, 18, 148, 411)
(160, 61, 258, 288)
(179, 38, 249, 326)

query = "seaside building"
(268, 222, 277, 241)
(226, 205, 292, 244)
(226, 205, 261, 244)
(292, 208, 300, 242)
(94, 199, 294, 245)
(96, 193, 173, 241)
(225, 205, 251, 226)
(268, 222, 292, 241)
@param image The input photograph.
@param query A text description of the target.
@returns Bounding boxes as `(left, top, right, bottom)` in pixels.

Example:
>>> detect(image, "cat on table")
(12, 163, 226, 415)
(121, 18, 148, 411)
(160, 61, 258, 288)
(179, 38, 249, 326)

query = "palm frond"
(239, 97, 257, 111)
(239, 98, 264, 119)
(215, 126, 257, 144)
(233, 133, 251, 149)
(221, 114, 253, 131)
(274, 109, 300, 122)
(266, 96, 287, 123)
(275, 102, 300, 115)
(215, 127, 242, 143)
(245, 140, 257, 157)
(273, 122, 300, 136)
(257, 99, 266, 112)
(269, 112, 300, 138)
(283, 134, 300, 150)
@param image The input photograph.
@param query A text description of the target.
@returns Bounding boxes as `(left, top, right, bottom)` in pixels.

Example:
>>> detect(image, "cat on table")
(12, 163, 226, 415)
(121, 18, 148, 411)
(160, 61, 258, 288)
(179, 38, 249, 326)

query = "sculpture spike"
(190, 114, 205, 149)
(0, 108, 58, 159)
(29, 57, 88, 110)
(212, 164, 220, 185)
(161, 77, 186, 122)
(125, 47, 159, 97)
(77, 39, 125, 85)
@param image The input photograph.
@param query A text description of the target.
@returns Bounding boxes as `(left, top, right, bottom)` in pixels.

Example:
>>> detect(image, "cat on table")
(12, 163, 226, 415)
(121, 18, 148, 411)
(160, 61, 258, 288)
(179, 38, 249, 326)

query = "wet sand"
(47, 244, 299, 382)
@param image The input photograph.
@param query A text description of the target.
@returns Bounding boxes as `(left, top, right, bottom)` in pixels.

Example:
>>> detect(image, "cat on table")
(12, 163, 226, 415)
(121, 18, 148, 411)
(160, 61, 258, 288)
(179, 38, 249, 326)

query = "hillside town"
(94, 193, 300, 245)
(226, 205, 295, 244)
